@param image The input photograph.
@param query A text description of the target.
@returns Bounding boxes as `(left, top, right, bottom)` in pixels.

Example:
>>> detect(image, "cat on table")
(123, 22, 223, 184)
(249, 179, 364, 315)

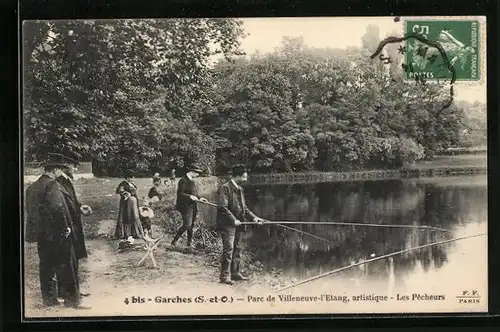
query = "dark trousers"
(39, 237, 81, 307)
(56, 248, 81, 307)
(219, 227, 242, 280)
(37, 240, 58, 305)
(140, 216, 152, 232)
(172, 208, 196, 245)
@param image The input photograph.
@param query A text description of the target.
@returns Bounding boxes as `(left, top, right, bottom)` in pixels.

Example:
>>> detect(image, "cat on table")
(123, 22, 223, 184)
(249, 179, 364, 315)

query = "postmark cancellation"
(402, 17, 486, 85)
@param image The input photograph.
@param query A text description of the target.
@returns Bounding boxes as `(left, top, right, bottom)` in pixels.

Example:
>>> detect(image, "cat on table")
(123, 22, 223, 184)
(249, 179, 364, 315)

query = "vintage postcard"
(22, 16, 487, 319)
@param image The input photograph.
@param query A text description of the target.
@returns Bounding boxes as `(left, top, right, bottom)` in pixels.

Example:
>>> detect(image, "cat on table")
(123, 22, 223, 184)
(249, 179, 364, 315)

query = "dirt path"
(24, 219, 276, 318)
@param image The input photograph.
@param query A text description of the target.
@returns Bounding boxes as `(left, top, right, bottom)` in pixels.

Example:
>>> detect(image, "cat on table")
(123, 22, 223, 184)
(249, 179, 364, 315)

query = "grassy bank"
(248, 153, 487, 185)
(411, 153, 487, 168)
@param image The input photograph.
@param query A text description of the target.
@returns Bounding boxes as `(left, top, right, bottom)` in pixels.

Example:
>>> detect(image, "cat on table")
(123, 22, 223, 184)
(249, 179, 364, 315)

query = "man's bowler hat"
(187, 163, 203, 174)
(43, 152, 80, 167)
(231, 164, 247, 177)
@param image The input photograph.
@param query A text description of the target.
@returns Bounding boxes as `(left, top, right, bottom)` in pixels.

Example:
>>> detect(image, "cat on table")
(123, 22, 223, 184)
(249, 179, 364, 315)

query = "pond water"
(202, 175, 488, 301)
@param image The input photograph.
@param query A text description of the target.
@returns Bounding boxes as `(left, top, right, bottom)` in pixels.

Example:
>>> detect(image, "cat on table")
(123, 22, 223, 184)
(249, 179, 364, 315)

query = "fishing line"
(188, 194, 451, 246)
(274, 232, 486, 293)
(191, 197, 452, 247)
(245, 220, 452, 233)
(181, 194, 336, 245)
(192, 197, 451, 233)
(260, 222, 338, 245)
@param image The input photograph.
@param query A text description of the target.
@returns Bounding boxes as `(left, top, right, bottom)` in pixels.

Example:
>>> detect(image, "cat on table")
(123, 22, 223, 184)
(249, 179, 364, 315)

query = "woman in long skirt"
(114, 190, 144, 239)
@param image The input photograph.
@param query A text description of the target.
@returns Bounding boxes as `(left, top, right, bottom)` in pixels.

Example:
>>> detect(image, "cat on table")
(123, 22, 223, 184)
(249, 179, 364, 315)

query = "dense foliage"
(23, 19, 243, 176)
(24, 21, 485, 176)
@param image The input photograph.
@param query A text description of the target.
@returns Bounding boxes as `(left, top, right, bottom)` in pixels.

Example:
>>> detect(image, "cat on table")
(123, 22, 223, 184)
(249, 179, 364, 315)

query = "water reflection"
(237, 176, 487, 286)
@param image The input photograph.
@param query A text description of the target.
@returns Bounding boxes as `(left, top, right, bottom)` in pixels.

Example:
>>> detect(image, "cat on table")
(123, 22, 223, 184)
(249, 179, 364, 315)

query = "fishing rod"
(183, 194, 337, 245)
(241, 220, 452, 233)
(81, 191, 450, 234)
(198, 201, 218, 208)
(260, 221, 338, 245)
(238, 220, 447, 246)
(190, 196, 451, 233)
(275, 232, 486, 293)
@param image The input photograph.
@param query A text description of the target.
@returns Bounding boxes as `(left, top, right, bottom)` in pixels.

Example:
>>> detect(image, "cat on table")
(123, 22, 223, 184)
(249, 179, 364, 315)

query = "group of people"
(25, 152, 92, 309)
(112, 163, 267, 285)
(169, 163, 267, 285)
(26, 154, 268, 309)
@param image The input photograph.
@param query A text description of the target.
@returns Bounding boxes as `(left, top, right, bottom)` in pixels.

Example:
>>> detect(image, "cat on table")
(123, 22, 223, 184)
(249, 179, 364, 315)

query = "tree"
(23, 18, 245, 176)
(209, 35, 464, 172)
(455, 100, 487, 148)
(361, 25, 381, 53)
(208, 50, 319, 173)
(25, 20, 470, 175)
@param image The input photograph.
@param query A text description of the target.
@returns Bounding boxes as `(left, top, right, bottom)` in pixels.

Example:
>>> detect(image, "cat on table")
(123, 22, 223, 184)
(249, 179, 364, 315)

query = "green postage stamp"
(404, 19, 480, 81)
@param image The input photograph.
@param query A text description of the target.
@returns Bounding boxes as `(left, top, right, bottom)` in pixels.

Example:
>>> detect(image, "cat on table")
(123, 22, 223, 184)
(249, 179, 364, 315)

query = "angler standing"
(55, 152, 92, 309)
(171, 164, 208, 247)
(216, 164, 264, 285)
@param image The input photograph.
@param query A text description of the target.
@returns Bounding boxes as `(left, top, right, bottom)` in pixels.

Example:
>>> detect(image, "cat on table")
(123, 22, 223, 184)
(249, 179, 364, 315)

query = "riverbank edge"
(248, 166, 487, 185)
(22, 165, 487, 186)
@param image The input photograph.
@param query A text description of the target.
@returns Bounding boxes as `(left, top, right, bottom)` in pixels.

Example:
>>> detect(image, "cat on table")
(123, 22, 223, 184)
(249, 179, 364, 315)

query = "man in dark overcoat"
(55, 152, 92, 307)
(216, 165, 264, 285)
(25, 154, 77, 307)
(55, 153, 91, 260)
(171, 164, 208, 247)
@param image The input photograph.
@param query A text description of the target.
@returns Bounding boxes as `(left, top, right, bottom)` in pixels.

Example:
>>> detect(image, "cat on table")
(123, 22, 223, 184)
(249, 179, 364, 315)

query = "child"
(148, 175, 163, 201)
(139, 197, 155, 238)
(170, 169, 176, 185)
(153, 173, 161, 182)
